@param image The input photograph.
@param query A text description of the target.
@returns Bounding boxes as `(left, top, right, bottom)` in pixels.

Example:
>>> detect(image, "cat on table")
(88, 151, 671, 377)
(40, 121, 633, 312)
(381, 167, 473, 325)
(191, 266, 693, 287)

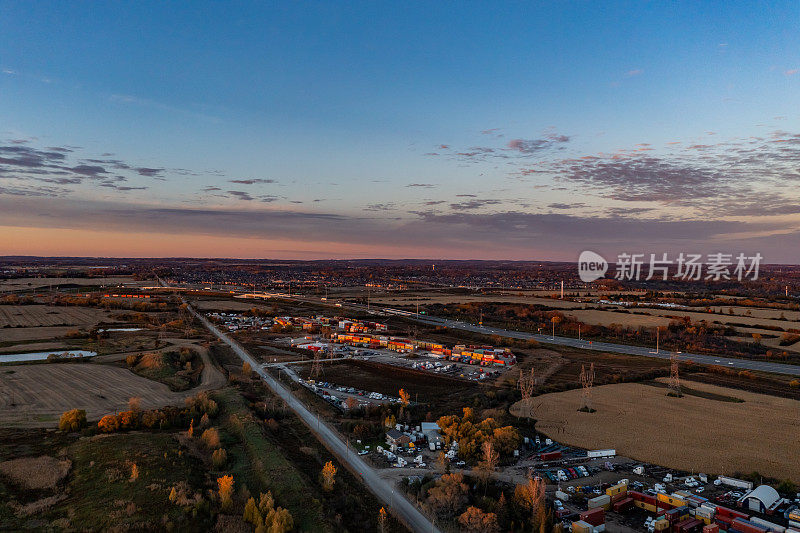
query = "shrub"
(98, 414, 120, 433)
(201, 428, 220, 449)
(58, 409, 87, 432)
(212, 448, 227, 468)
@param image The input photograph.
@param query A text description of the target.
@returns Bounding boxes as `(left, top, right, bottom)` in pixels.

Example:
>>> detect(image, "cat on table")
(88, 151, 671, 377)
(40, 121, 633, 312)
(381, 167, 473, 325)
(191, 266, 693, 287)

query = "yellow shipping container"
(606, 483, 628, 497)
(657, 493, 686, 508)
(654, 519, 670, 531)
(634, 501, 658, 513)
(571, 521, 593, 533)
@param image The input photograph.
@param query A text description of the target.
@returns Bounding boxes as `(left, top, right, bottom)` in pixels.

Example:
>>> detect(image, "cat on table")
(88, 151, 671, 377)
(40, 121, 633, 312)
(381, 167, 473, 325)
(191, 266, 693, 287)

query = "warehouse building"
(739, 485, 781, 514)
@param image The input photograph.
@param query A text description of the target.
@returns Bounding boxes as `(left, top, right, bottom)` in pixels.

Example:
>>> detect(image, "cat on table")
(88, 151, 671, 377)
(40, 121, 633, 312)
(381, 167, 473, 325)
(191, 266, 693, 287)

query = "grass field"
(0, 305, 114, 328)
(0, 431, 211, 531)
(515, 379, 800, 481)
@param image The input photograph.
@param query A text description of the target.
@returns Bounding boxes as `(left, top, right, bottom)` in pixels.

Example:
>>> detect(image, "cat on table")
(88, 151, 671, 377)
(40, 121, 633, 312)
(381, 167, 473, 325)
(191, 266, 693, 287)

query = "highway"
(377, 309, 800, 377)
(162, 280, 800, 377)
(183, 301, 440, 533)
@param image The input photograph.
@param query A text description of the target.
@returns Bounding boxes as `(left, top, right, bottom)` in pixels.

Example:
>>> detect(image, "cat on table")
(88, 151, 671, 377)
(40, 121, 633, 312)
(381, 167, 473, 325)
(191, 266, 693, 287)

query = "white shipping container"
(587, 449, 616, 459)
(750, 517, 786, 533)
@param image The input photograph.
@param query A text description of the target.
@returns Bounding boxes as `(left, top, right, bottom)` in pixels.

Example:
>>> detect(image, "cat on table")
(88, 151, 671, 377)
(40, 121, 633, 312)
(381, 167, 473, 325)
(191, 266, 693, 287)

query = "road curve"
(185, 302, 440, 533)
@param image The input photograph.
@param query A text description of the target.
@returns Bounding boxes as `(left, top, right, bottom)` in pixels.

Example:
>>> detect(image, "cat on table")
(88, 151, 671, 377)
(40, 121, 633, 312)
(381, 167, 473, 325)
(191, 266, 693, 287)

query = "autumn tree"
(244, 497, 260, 526)
(378, 507, 388, 533)
(217, 475, 234, 511)
(436, 450, 450, 473)
(212, 448, 228, 468)
(321, 461, 337, 491)
(514, 475, 546, 531)
(399, 388, 411, 417)
(58, 409, 87, 432)
(459, 506, 500, 533)
(476, 440, 499, 493)
(425, 473, 468, 519)
(517, 368, 536, 419)
(344, 396, 359, 410)
(129, 463, 139, 482)
(128, 396, 141, 413)
(242, 361, 252, 377)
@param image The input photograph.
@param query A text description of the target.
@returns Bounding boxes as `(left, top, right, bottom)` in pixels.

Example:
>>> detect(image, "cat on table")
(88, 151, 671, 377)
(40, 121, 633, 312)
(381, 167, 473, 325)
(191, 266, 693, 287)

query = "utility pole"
(656, 328, 659, 354)
(578, 324, 581, 342)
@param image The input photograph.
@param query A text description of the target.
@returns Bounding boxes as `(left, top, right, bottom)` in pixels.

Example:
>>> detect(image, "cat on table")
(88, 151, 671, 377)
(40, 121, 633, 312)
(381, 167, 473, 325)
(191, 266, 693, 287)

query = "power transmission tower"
(579, 363, 595, 412)
(668, 353, 682, 397)
(517, 368, 536, 420)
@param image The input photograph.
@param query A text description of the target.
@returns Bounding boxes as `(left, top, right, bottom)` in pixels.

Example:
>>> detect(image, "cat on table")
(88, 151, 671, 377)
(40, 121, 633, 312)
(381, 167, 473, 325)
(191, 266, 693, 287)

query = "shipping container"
(717, 506, 750, 521)
(613, 497, 634, 513)
(588, 494, 611, 510)
(731, 518, 770, 533)
(580, 508, 605, 527)
(606, 482, 628, 497)
(658, 493, 687, 508)
(540, 451, 562, 461)
(571, 520, 593, 533)
(676, 518, 703, 533)
(703, 525, 720, 533)
(749, 517, 786, 532)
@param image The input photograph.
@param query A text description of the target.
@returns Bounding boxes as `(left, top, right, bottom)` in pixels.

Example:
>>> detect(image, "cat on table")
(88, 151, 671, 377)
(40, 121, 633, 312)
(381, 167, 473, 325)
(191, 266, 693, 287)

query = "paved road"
(377, 308, 800, 377)
(184, 301, 440, 533)
(163, 280, 800, 377)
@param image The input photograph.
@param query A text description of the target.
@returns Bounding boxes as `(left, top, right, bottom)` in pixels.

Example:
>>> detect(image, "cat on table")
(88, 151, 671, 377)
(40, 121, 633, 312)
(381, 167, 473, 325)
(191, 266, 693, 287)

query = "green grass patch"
(213, 388, 327, 531)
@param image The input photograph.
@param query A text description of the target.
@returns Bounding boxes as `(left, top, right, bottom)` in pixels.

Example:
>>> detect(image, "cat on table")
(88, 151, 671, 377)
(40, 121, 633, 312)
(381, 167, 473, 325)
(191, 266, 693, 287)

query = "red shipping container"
(540, 451, 562, 460)
(676, 518, 703, 533)
(613, 497, 634, 513)
(703, 525, 720, 533)
(717, 507, 749, 521)
(580, 508, 605, 527)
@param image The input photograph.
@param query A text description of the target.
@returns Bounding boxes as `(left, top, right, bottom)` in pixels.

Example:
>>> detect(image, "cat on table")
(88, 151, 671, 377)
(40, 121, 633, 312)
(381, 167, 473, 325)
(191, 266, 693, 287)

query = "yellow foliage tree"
(58, 409, 87, 432)
(130, 463, 139, 482)
(321, 461, 337, 491)
(217, 475, 234, 511)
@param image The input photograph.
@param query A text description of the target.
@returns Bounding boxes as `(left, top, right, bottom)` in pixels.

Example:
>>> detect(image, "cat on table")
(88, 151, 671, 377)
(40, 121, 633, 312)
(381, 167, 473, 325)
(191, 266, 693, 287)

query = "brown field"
(516, 379, 800, 481)
(0, 326, 76, 344)
(0, 305, 114, 328)
(564, 307, 799, 336)
(0, 276, 141, 291)
(0, 342, 67, 354)
(0, 345, 225, 427)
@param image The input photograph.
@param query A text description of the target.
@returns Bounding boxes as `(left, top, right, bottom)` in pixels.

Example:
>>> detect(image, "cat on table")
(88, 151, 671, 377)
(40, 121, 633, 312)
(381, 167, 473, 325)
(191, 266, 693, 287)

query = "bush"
(201, 428, 221, 449)
(212, 448, 227, 468)
(59, 409, 87, 432)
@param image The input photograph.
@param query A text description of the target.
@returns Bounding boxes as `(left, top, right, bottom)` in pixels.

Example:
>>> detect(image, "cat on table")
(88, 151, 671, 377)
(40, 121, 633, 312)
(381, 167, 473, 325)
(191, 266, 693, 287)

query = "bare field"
(0, 276, 141, 291)
(565, 307, 797, 332)
(0, 344, 225, 427)
(0, 326, 75, 343)
(517, 379, 800, 481)
(0, 342, 67, 354)
(0, 305, 114, 328)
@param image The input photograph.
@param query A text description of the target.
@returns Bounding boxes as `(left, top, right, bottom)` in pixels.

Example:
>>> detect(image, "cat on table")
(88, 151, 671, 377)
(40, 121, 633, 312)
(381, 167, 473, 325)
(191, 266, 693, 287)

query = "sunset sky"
(2, 2, 800, 261)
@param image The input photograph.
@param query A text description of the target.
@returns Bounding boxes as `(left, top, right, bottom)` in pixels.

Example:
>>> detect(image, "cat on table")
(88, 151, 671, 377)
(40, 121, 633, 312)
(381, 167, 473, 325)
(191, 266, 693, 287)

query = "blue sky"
(1, 2, 799, 260)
